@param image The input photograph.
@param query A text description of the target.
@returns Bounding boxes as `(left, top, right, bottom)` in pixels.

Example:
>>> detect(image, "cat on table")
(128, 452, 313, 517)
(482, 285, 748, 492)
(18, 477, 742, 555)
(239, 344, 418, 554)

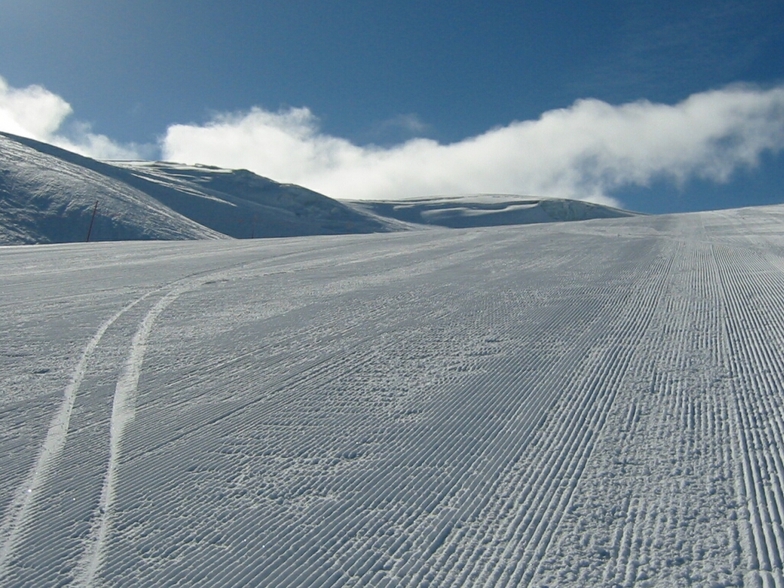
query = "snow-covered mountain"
(2, 203, 784, 585)
(1, 132, 634, 245)
(347, 194, 634, 228)
(0, 133, 224, 244)
(0, 132, 394, 245)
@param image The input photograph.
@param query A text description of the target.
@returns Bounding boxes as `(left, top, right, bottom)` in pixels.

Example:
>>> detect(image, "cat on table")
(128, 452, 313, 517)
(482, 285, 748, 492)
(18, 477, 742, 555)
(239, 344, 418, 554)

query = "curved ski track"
(0, 265, 251, 586)
(2, 208, 784, 585)
(0, 292, 152, 579)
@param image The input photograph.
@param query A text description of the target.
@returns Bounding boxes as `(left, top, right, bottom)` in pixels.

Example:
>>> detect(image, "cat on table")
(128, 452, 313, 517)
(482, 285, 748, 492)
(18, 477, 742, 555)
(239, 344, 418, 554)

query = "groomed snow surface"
(2, 205, 784, 587)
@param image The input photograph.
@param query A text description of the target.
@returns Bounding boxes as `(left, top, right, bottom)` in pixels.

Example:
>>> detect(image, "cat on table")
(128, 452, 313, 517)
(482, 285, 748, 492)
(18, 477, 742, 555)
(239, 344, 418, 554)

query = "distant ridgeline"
(0, 132, 634, 245)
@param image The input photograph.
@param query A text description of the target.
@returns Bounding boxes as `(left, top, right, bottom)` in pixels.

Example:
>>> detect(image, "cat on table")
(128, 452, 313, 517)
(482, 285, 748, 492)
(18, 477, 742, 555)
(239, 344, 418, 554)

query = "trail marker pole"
(85, 200, 98, 242)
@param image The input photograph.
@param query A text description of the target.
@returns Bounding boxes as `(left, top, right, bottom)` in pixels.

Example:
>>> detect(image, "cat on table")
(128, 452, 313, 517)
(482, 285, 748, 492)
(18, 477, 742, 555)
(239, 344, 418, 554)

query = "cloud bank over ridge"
(162, 85, 784, 205)
(2, 74, 784, 205)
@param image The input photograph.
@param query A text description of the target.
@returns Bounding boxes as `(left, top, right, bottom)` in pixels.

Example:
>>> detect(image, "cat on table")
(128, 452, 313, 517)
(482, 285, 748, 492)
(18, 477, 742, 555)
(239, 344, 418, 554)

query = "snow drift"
(347, 194, 633, 229)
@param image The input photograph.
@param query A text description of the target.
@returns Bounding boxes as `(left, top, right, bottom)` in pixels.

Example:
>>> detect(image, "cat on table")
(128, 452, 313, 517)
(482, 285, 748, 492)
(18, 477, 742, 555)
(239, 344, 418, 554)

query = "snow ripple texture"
(2, 206, 784, 586)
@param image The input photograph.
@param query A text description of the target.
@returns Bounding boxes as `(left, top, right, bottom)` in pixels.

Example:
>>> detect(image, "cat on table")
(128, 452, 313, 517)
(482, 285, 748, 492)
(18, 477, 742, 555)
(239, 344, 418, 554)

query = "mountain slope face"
(0, 132, 636, 245)
(0, 133, 223, 244)
(347, 194, 635, 228)
(112, 160, 397, 239)
(0, 133, 393, 245)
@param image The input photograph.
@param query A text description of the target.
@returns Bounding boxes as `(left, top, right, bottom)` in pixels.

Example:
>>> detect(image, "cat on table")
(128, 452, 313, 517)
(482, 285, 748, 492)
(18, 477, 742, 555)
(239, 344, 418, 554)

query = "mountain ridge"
(0, 132, 636, 245)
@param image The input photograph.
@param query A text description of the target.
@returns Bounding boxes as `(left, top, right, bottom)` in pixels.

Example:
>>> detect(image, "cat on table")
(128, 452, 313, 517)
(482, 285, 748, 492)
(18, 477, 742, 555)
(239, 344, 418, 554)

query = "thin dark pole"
(85, 200, 98, 242)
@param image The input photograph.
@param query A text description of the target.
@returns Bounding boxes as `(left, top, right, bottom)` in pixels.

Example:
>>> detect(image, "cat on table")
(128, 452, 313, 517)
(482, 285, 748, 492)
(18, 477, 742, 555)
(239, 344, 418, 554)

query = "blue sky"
(0, 0, 782, 213)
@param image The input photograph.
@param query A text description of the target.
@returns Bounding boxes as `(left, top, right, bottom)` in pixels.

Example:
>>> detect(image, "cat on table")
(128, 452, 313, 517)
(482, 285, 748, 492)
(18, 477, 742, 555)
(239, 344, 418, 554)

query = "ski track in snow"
(0, 291, 152, 582)
(3, 208, 784, 586)
(74, 282, 196, 586)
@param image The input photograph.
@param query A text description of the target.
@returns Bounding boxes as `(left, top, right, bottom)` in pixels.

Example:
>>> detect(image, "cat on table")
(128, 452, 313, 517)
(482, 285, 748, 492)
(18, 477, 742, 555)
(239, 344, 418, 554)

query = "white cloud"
(163, 84, 784, 205)
(0, 76, 147, 160)
(3, 74, 784, 205)
(0, 77, 72, 138)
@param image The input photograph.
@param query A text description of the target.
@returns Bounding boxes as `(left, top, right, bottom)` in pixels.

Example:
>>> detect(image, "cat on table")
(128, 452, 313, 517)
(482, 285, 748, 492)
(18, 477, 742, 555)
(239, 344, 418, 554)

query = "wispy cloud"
(0, 76, 149, 160)
(163, 84, 784, 205)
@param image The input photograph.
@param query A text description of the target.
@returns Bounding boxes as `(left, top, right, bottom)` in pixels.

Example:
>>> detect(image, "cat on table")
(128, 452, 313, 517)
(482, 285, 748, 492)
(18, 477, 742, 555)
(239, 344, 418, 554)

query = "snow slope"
(1, 133, 635, 245)
(3, 204, 784, 586)
(0, 132, 393, 245)
(0, 133, 223, 244)
(112, 160, 396, 239)
(347, 194, 635, 228)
